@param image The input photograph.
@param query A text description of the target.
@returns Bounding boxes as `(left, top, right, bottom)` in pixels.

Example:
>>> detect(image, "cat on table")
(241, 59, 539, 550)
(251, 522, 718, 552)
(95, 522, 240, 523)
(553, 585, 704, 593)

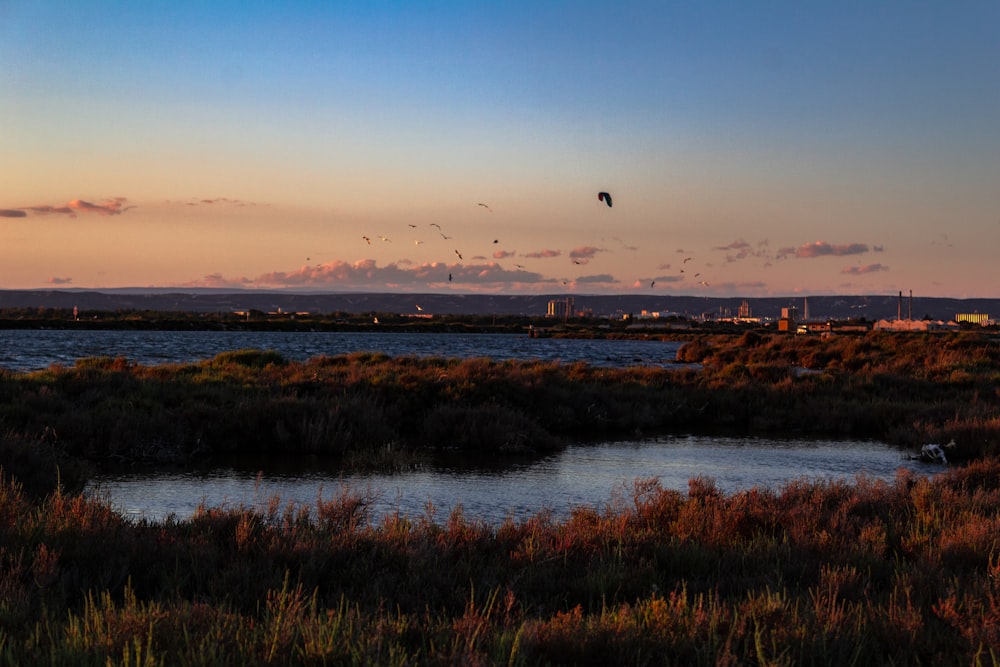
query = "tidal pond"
(87, 435, 936, 525)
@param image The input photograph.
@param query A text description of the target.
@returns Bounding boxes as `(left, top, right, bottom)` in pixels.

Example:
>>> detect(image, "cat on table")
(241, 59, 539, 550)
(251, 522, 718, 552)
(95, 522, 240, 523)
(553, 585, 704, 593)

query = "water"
(86, 435, 934, 525)
(0, 330, 683, 372)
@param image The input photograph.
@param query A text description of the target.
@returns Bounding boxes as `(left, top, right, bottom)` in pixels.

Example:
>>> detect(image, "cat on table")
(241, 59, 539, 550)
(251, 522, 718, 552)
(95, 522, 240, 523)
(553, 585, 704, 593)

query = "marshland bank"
(3, 330, 999, 479)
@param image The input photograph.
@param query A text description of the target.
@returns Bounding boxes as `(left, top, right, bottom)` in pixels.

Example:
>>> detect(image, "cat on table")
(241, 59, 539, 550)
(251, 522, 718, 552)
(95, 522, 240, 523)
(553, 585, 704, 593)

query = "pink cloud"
(523, 249, 561, 259)
(188, 260, 556, 290)
(713, 238, 772, 263)
(841, 263, 889, 275)
(777, 241, 869, 259)
(46, 277, 73, 285)
(493, 250, 516, 259)
(569, 246, 604, 261)
(186, 197, 255, 207)
(21, 197, 134, 218)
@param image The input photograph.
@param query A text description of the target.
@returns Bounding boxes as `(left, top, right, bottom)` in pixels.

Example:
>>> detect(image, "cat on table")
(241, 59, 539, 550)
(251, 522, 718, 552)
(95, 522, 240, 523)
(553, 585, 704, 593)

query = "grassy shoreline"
(2, 330, 1000, 663)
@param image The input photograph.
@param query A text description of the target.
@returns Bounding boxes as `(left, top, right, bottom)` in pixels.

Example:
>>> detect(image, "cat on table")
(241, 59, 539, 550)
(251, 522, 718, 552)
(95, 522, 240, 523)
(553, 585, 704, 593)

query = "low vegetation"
(1, 331, 999, 470)
(2, 329, 1000, 663)
(2, 458, 1000, 664)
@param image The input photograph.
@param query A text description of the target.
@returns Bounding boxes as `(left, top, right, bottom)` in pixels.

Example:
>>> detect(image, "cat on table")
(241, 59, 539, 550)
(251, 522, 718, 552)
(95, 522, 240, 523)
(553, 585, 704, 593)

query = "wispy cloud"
(523, 249, 561, 259)
(576, 274, 617, 284)
(493, 250, 516, 259)
(184, 197, 256, 207)
(568, 246, 605, 265)
(11, 197, 135, 218)
(777, 241, 869, 259)
(46, 277, 73, 285)
(713, 238, 771, 263)
(0, 209, 27, 218)
(841, 263, 889, 275)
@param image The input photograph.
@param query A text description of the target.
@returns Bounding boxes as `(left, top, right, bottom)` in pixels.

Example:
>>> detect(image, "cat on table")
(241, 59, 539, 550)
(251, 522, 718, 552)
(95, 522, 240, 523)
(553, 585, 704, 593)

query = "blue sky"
(2, 1, 999, 297)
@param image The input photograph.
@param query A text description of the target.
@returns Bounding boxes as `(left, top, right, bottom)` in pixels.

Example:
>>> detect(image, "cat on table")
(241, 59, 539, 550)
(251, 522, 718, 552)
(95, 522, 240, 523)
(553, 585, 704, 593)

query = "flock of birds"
(352, 190, 712, 292)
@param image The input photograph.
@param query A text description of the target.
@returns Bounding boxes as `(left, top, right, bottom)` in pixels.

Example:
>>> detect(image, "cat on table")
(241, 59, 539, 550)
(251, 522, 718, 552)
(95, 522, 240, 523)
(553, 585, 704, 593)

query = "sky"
(2, 1, 999, 298)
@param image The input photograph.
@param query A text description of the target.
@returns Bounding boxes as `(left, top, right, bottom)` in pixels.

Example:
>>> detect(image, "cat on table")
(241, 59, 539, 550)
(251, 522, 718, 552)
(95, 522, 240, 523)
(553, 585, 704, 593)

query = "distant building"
(546, 297, 575, 320)
(873, 319, 958, 332)
(956, 313, 990, 325)
(778, 306, 798, 332)
(738, 299, 752, 319)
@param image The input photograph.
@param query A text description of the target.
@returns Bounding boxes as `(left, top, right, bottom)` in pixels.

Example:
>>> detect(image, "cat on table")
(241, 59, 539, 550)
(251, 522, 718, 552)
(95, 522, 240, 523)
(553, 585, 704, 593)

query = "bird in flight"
(598, 192, 612, 207)
(448, 273, 453, 282)
(455, 249, 463, 260)
(478, 203, 492, 212)
(362, 236, 371, 245)
(379, 234, 391, 242)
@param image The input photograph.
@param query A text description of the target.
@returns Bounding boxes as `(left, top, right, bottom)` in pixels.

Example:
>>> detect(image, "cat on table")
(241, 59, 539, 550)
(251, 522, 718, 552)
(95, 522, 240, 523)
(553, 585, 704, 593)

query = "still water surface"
(87, 435, 933, 525)
(0, 330, 683, 372)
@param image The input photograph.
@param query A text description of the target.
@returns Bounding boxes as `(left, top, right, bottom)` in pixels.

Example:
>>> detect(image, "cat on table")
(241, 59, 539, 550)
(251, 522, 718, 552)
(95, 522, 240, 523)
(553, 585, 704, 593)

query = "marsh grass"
(2, 460, 1000, 664)
(1, 332, 999, 469)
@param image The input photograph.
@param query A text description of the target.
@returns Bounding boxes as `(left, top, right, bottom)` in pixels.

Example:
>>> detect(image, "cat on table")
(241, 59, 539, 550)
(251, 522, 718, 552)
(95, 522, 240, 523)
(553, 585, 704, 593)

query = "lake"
(86, 435, 935, 525)
(0, 329, 684, 372)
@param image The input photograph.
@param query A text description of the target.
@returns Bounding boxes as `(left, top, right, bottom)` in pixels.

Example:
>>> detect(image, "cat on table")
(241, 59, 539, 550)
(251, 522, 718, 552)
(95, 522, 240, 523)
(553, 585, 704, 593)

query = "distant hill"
(1, 289, 997, 322)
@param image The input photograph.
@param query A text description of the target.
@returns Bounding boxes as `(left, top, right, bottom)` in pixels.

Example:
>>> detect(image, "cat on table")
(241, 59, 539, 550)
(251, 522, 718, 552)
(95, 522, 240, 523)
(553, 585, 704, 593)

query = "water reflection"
(87, 435, 935, 525)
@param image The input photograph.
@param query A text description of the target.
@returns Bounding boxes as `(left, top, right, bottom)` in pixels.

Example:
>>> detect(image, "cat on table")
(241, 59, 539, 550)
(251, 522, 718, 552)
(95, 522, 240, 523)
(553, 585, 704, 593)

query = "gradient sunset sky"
(3, 2, 999, 297)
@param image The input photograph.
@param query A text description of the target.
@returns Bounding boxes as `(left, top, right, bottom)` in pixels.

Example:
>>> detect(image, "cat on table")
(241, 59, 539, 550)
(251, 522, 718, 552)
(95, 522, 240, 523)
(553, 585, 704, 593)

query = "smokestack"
(898, 291, 902, 321)
(909, 290, 912, 320)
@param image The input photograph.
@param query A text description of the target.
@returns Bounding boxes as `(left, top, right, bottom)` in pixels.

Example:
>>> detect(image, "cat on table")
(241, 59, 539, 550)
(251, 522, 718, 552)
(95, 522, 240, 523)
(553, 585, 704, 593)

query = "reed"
(2, 459, 1000, 664)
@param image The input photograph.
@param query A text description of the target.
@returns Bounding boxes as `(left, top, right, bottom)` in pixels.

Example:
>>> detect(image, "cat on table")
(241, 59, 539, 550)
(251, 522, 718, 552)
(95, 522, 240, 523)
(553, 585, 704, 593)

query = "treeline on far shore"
(2, 330, 999, 496)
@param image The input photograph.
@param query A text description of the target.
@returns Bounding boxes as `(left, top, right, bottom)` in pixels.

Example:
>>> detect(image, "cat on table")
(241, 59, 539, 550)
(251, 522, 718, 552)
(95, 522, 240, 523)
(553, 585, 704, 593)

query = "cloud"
(185, 197, 256, 207)
(493, 250, 516, 259)
(18, 197, 135, 218)
(713, 238, 773, 263)
(523, 249, 561, 259)
(777, 241, 869, 259)
(46, 277, 73, 285)
(0, 209, 27, 218)
(187, 259, 556, 291)
(713, 239, 751, 252)
(841, 263, 889, 275)
(576, 274, 617, 284)
(569, 246, 604, 262)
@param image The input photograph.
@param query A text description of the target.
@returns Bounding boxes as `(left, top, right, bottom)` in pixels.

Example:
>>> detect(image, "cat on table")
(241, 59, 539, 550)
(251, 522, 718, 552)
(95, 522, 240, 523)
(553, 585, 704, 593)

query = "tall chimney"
(898, 291, 902, 321)
(909, 290, 912, 320)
